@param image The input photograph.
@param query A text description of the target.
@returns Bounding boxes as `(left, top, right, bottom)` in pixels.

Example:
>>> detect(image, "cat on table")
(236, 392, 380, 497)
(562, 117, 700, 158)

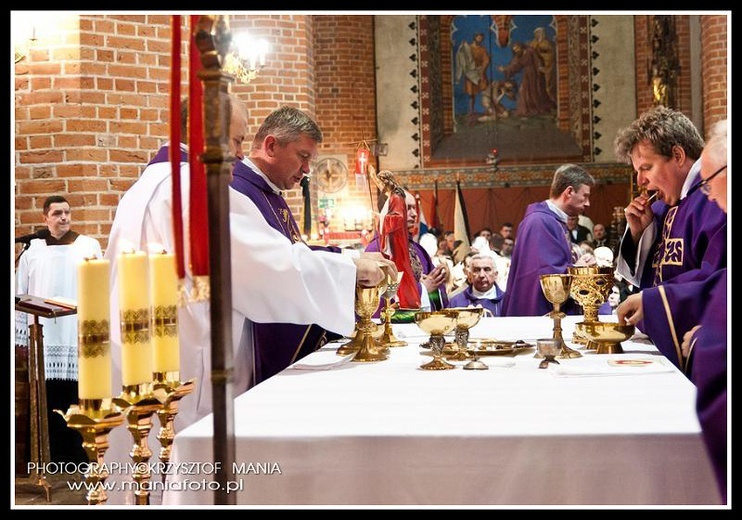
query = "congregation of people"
(14, 100, 727, 505)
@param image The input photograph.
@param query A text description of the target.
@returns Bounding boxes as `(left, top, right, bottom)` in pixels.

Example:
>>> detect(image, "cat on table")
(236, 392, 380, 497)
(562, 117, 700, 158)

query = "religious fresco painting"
(445, 14, 581, 163)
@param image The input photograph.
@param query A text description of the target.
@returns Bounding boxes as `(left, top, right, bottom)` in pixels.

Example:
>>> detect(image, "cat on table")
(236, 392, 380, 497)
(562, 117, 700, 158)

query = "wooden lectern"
(15, 294, 77, 502)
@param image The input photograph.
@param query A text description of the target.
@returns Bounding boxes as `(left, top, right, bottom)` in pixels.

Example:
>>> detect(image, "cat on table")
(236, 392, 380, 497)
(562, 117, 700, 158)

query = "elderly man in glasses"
(614, 106, 726, 373)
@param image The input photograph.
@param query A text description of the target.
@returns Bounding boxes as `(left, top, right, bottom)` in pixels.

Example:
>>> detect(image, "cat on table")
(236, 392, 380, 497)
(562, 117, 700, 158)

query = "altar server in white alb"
(15, 195, 102, 464)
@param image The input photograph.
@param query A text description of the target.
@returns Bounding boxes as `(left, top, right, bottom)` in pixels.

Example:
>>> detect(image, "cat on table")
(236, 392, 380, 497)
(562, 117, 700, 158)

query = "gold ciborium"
(539, 273, 581, 359)
(415, 309, 460, 370)
(378, 272, 406, 348)
(576, 321, 635, 354)
(349, 282, 388, 362)
(446, 307, 484, 361)
(568, 266, 614, 348)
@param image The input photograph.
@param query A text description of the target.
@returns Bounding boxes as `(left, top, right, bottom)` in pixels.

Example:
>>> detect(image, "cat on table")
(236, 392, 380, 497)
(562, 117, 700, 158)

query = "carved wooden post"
(193, 15, 236, 506)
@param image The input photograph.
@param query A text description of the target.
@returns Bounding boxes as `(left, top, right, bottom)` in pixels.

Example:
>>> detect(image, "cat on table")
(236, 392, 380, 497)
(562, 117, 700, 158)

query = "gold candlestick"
(113, 382, 161, 505)
(152, 373, 195, 470)
(57, 399, 124, 505)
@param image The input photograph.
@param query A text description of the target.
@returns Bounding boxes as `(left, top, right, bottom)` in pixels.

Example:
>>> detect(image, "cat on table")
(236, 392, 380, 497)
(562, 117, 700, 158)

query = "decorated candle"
(149, 251, 180, 374)
(77, 257, 112, 400)
(117, 249, 152, 387)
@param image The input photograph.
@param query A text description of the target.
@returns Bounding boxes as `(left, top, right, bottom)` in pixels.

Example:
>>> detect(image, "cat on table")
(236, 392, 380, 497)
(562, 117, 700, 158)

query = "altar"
(161, 315, 721, 507)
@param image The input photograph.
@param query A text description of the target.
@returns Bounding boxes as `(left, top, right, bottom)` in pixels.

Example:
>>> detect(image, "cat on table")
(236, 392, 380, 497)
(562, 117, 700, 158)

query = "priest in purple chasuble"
(231, 158, 345, 384)
(500, 201, 583, 317)
(618, 182, 726, 371)
(501, 164, 597, 317)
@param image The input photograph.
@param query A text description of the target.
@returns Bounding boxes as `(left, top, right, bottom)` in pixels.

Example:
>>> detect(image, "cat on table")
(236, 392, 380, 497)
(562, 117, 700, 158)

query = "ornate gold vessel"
(415, 309, 460, 370)
(539, 273, 581, 359)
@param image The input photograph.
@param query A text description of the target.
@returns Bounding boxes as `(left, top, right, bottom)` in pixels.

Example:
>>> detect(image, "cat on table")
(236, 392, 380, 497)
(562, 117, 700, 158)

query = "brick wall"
(701, 15, 728, 131)
(14, 14, 180, 252)
(312, 15, 379, 235)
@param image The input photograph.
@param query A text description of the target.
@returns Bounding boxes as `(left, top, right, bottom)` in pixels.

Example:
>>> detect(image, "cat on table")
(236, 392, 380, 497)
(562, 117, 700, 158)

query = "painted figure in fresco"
(530, 27, 557, 104)
(498, 41, 556, 118)
(455, 32, 491, 118)
(478, 80, 516, 122)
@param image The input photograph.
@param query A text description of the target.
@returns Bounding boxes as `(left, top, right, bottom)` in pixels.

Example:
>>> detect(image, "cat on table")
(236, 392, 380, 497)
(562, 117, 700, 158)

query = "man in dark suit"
(566, 214, 592, 244)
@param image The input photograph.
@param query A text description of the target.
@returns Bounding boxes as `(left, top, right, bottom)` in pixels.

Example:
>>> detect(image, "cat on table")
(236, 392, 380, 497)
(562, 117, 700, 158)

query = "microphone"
(15, 227, 50, 244)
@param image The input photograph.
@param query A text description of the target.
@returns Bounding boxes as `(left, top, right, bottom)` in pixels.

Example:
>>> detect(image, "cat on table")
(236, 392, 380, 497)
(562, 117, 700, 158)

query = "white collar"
(472, 285, 498, 299)
(680, 158, 702, 200)
(243, 157, 281, 195)
(546, 199, 568, 223)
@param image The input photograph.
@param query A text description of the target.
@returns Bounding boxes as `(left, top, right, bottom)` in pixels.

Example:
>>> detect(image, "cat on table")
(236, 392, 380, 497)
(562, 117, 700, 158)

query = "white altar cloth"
(161, 316, 721, 507)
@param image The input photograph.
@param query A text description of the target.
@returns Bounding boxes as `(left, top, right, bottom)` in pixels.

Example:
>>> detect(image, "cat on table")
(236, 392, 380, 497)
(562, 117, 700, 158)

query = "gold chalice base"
(420, 356, 456, 370)
(337, 322, 384, 355)
(575, 321, 635, 354)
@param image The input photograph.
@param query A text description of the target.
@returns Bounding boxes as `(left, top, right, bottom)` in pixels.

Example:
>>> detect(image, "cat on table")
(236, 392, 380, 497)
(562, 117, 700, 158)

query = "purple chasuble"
(448, 285, 504, 316)
(501, 201, 581, 317)
(689, 268, 727, 504)
(230, 160, 340, 385)
(627, 188, 726, 370)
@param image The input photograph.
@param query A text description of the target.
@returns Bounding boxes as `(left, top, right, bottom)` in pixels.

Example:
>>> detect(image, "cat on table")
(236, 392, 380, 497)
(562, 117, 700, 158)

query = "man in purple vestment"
(230, 106, 395, 385)
(447, 253, 504, 316)
(501, 164, 596, 317)
(680, 119, 728, 504)
(616, 107, 727, 373)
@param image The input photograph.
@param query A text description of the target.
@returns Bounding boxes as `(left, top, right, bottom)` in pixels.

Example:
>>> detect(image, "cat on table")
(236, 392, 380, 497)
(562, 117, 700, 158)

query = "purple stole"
(501, 201, 581, 317)
(230, 160, 338, 385)
(149, 145, 187, 165)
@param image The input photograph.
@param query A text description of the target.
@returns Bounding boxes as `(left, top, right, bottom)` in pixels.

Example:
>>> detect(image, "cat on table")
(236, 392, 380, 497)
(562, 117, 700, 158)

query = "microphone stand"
(15, 241, 31, 269)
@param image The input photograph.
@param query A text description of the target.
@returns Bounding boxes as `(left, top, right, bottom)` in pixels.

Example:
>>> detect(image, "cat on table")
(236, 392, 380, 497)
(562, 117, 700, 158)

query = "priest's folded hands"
(354, 252, 398, 287)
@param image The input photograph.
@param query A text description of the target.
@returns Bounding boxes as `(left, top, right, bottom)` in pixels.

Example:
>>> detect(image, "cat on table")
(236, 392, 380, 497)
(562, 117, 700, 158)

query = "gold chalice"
(539, 273, 581, 359)
(378, 272, 406, 348)
(415, 309, 460, 370)
(568, 266, 614, 348)
(576, 321, 635, 354)
(446, 307, 484, 361)
(349, 282, 388, 362)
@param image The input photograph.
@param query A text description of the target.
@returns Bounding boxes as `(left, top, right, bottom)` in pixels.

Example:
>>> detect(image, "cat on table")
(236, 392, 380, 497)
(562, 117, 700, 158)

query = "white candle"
(117, 250, 152, 386)
(149, 251, 180, 374)
(77, 258, 112, 400)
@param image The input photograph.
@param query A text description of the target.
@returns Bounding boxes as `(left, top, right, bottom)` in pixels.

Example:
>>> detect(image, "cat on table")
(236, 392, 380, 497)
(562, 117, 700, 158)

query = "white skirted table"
(161, 316, 721, 507)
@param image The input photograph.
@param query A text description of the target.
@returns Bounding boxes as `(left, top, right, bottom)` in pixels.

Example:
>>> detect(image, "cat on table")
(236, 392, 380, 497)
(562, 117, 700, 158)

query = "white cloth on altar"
(15, 234, 102, 380)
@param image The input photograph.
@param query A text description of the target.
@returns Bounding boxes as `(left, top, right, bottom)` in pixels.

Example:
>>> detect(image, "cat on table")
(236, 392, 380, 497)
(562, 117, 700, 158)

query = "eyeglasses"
(698, 165, 727, 195)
